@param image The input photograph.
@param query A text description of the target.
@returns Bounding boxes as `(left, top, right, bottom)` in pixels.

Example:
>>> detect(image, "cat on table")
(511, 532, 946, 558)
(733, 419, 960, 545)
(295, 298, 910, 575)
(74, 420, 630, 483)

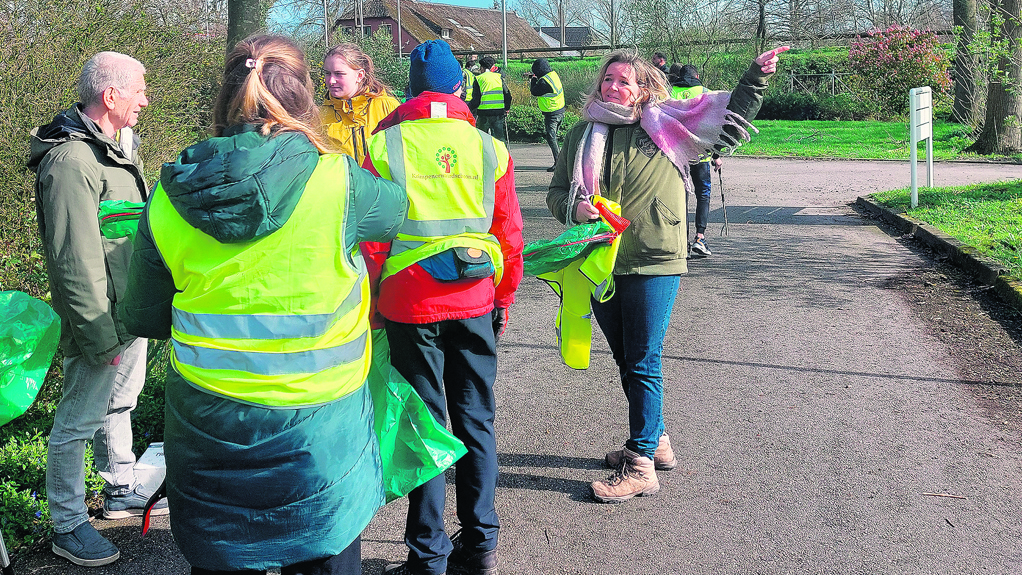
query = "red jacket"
(361, 92, 524, 324)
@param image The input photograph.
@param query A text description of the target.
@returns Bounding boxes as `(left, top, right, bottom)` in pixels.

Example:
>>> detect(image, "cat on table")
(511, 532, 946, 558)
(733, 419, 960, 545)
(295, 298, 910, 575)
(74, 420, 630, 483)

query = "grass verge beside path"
(736, 120, 1022, 162)
(871, 181, 1022, 282)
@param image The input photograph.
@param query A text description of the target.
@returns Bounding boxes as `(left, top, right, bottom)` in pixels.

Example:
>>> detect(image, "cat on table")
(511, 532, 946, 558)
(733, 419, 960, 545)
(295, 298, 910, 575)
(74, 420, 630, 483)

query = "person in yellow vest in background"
(361, 39, 523, 575)
(528, 58, 565, 172)
(460, 53, 479, 109)
(121, 35, 408, 575)
(469, 55, 512, 145)
(669, 63, 721, 258)
(320, 42, 400, 164)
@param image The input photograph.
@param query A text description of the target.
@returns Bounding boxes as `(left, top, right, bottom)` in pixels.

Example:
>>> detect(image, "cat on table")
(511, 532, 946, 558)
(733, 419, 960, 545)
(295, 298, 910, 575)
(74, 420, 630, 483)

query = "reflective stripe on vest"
(476, 71, 504, 111)
(537, 71, 564, 113)
(148, 154, 371, 408)
(367, 118, 510, 283)
(463, 69, 475, 101)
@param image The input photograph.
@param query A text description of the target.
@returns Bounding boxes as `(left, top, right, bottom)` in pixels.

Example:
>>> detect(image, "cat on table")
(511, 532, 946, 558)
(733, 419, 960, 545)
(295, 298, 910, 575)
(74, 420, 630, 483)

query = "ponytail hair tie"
(245, 58, 256, 69)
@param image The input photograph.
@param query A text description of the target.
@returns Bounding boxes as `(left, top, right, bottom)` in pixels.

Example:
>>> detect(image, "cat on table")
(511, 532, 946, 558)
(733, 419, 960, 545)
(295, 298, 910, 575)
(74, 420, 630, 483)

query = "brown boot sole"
(591, 484, 660, 504)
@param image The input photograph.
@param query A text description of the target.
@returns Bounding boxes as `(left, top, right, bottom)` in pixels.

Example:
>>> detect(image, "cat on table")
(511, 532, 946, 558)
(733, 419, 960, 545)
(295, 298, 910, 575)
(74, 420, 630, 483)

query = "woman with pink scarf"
(547, 46, 788, 503)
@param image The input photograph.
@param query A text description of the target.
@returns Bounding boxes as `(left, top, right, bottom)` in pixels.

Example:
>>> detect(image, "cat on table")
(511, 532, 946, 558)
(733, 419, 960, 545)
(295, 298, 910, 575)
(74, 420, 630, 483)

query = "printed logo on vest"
(436, 146, 458, 174)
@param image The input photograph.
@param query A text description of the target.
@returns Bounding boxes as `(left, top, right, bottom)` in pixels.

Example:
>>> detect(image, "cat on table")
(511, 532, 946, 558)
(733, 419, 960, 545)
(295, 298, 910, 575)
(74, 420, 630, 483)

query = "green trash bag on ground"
(522, 220, 617, 276)
(368, 330, 467, 502)
(0, 291, 60, 427)
(98, 199, 145, 241)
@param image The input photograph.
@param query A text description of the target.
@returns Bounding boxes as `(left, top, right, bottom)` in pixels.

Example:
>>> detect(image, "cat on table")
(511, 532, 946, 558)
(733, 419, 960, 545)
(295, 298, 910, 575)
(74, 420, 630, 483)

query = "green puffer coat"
(121, 125, 407, 571)
(547, 62, 770, 276)
(27, 105, 147, 364)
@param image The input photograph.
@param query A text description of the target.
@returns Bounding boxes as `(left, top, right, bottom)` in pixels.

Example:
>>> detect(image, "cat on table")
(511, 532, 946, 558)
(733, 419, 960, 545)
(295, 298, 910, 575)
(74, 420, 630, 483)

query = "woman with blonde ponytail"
(320, 42, 399, 164)
(121, 35, 407, 575)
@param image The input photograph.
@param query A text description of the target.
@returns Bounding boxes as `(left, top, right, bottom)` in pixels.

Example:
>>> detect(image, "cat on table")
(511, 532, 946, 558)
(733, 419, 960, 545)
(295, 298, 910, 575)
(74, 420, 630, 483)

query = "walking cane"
(717, 166, 729, 237)
(1, 522, 14, 575)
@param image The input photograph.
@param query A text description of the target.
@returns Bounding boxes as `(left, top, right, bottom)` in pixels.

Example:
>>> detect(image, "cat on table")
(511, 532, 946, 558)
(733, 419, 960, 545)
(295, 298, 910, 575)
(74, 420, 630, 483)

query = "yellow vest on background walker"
(538, 196, 626, 370)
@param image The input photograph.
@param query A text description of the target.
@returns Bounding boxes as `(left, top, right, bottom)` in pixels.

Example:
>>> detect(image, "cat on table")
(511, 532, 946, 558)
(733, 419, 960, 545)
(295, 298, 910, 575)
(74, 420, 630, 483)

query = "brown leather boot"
(604, 434, 677, 470)
(591, 447, 660, 503)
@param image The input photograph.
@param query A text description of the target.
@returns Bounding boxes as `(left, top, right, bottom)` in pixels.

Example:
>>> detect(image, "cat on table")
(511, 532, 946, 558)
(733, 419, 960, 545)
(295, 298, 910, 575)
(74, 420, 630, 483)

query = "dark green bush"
(506, 106, 583, 143)
(758, 92, 872, 121)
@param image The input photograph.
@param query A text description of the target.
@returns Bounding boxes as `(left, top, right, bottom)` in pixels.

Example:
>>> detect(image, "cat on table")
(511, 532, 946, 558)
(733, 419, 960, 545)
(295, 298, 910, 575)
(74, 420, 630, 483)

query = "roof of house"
(535, 26, 604, 47)
(336, 0, 547, 52)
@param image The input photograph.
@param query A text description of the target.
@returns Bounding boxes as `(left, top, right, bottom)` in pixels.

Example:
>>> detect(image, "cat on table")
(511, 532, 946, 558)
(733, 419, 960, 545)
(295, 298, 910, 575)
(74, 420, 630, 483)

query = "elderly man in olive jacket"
(27, 51, 167, 568)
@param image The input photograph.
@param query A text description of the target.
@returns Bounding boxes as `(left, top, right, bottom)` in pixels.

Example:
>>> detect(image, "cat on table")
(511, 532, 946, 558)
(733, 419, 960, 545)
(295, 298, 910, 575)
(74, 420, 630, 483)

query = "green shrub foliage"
(848, 26, 952, 118)
(758, 92, 873, 121)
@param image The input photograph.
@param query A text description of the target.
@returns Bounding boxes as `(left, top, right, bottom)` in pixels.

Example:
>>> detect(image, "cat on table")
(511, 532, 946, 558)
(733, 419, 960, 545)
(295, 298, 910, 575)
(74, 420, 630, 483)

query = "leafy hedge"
(757, 92, 874, 121)
(506, 106, 581, 142)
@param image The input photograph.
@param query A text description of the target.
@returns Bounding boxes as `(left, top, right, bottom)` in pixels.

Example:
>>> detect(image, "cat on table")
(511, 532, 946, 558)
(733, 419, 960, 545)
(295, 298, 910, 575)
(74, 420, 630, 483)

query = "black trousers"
(190, 535, 361, 575)
(385, 315, 500, 575)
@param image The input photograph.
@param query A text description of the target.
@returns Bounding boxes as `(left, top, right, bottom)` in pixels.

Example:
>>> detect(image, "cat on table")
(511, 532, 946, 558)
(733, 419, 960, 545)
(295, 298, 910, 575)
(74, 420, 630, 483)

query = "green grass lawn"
(735, 120, 1022, 162)
(871, 180, 1022, 281)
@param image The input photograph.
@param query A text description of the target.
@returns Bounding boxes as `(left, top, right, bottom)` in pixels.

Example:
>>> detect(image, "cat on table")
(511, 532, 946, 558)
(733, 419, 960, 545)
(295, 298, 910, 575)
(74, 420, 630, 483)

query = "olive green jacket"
(547, 62, 771, 276)
(27, 105, 147, 364)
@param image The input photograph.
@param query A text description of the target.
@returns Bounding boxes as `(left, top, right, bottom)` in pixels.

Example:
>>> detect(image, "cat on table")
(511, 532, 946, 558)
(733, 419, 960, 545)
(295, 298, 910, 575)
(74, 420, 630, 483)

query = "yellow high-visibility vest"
(366, 113, 511, 283)
(476, 71, 505, 111)
(537, 71, 564, 113)
(148, 154, 371, 408)
(671, 85, 708, 100)
(462, 68, 475, 101)
(538, 196, 623, 370)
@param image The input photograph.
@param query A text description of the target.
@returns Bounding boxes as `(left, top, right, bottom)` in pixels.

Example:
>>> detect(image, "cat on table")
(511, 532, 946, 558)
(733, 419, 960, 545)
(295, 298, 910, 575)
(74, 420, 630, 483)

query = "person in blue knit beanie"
(367, 37, 524, 575)
(408, 40, 463, 96)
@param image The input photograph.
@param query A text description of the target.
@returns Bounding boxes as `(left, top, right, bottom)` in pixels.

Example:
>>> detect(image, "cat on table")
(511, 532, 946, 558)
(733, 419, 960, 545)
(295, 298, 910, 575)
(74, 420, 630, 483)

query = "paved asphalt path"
(14, 145, 1022, 575)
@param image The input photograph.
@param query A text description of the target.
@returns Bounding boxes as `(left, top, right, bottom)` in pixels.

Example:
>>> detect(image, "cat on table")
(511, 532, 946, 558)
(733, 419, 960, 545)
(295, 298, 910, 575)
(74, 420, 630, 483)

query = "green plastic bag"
(522, 220, 616, 276)
(0, 291, 60, 427)
(98, 199, 145, 241)
(368, 330, 467, 502)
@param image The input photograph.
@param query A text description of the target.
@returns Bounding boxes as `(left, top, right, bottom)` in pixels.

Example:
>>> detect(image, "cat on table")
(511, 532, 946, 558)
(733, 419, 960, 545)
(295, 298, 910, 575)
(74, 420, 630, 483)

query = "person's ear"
(101, 86, 118, 111)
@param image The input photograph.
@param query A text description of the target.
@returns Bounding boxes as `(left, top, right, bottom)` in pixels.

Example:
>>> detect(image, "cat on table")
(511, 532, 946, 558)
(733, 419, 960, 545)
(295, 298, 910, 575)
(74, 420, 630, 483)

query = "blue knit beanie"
(408, 40, 463, 97)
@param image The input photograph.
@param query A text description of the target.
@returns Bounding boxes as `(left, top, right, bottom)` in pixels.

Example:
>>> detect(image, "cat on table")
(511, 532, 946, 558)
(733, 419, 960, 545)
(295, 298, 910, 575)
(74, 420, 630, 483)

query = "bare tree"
(968, 0, 1021, 153)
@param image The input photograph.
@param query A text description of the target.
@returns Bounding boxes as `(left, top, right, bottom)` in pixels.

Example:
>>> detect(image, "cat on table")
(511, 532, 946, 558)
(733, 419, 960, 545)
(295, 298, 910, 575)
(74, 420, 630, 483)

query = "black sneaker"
(103, 484, 169, 519)
(51, 521, 120, 567)
(448, 530, 497, 575)
(690, 237, 711, 257)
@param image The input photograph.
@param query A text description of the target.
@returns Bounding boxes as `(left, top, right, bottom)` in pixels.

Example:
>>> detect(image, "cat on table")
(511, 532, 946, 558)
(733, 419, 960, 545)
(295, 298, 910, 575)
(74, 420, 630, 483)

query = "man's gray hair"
(78, 52, 145, 107)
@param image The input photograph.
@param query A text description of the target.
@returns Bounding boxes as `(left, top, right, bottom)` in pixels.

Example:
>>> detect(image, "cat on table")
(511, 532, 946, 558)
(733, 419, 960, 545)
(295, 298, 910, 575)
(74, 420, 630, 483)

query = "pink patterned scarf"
(568, 93, 754, 223)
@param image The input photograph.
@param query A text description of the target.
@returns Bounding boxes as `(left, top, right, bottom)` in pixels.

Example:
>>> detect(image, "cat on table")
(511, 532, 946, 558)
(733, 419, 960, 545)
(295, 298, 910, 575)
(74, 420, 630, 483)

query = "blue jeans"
(386, 315, 499, 575)
(46, 337, 147, 533)
(591, 275, 680, 459)
(690, 161, 712, 236)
